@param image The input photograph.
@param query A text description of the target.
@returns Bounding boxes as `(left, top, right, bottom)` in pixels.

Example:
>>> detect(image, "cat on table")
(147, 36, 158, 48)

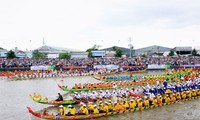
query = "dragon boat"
(58, 78, 165, 93)
(29, 94, 76, 105)
(27, 96, 200, 120)
(30, 91, 140, 106)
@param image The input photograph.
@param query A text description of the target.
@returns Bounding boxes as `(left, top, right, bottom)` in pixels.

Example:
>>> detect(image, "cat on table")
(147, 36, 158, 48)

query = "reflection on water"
(0, 71, 200, 120)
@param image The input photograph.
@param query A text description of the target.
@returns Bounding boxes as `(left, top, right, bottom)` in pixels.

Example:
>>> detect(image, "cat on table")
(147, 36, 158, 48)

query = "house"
(135, 45, 172, 56)
(0, 47, 7, 58)
(34, 45, 85, 58)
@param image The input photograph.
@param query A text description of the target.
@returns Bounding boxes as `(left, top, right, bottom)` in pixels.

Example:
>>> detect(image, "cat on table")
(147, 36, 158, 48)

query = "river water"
(0, 70, 200, 120)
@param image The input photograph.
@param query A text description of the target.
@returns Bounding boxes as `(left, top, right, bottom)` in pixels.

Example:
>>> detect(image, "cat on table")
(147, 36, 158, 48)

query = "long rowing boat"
(92, 68, 147, 81)
(30, 94, 76, 105)
(27, 96, 199, 120)
(30, 94, 98, 105)
(58, 78, 165, 93)
(58, 84, 118, 93)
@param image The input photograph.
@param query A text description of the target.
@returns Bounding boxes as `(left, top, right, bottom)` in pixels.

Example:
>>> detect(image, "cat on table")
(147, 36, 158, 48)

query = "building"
(0, 47, 7, 58)
(105, 51, 116, 57)
(194, 46, 200, 55)
(70, 51, 88, 58)
(172, 47, 192, 55)
(92, 51, 106, 57)
(135, 45, 172, 56)
(24, 50, 33, 58)
(13, 47, 27, 58)
(15, 50, 27, 58)
(35, 45, 86, 58)
(101, 46, 134, 57)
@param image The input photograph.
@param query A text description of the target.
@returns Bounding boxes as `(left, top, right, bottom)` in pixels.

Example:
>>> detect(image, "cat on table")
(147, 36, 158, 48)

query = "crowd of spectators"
(0, 56, 199, 68)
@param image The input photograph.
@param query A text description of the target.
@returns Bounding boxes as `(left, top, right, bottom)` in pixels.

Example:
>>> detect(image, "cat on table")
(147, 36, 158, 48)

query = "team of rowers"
(72, 77, 197, 90)
(72, 77, 200, 100)
(56, 77, 200, 116)
(72, 79, 164, 89)
(73, 89, 135, 100)
(1, 69, 117, 79)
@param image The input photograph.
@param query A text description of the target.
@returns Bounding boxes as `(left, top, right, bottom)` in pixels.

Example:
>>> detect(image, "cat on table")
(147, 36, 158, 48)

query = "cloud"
(0, 0, 199, 51)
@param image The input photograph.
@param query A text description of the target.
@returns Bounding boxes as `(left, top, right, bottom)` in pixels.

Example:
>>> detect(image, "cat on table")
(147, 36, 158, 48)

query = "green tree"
(86, 44, 99, 57)
(59, 52, 71, 59)
(32, 50, 46, 59)
(140, 54, 147, 57)
(192, 49, 198, 56)
(7, 50, 16, 58)
(115, 48, 123, 57)
(168, 50, 175, 56)
(112, 46, 117, 51)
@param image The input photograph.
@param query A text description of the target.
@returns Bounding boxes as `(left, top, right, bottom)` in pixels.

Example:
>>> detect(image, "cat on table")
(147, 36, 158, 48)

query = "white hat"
(99, 101, 102, 103)
(80, 102, 84, 105)
(59, 105, 63, 107)
(89, 102, 93, 104)
(68, 105, 72, 108)
(108, 100, 111, 102)
(83, 104, 86, 107)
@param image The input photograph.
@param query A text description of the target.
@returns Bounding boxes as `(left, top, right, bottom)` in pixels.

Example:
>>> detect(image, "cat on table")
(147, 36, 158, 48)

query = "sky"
(0, 0, 200, 51)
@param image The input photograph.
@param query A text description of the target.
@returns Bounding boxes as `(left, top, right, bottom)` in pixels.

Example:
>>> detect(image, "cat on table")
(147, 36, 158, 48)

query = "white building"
(71, 51, 88, 58)
(13, 47, 27, 58)
(35, 45, 86, 58)
(0, 47, 7, 58)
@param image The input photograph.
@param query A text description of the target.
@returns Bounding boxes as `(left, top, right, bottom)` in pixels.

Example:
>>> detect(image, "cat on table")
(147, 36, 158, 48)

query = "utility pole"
(128, 37, 133, 58)
(43, 37, 46, 46)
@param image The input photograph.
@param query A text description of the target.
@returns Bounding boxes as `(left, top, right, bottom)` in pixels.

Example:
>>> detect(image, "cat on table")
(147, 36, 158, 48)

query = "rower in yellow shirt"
(93, 105, 99, 114)
(165, 95, 171, 104)
(103, 102, 109, 113)
(181, 91, 187, 100)
(138, 99, 143, 111)
(171, 94, 176, 103)
(165, 88, 171, 94)
(129, 99, 136, 109)
(81, 104, 89, 115)
(191, 89, 197, 97)
(197, 89, 200, 96)
(151, 97, 158, 107)
(113, 102, 121, 112)
(79, 102, 85, 113)
(98, 101, 104, 113)
(67, 105, 76, 116)
(108, 100, 113, 112)
(87, 102, 94, 113)
(175, 92, 181, 101)
(186, 90, 192, 99)
(143, 97, 149, 108)
(59, 105, 66, 116)
(157, 95, 162, 107)
(122, 100, 129, 109)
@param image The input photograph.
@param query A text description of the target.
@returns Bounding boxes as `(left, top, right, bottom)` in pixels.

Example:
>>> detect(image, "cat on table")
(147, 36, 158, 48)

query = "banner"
(147, 64, 165, 69)
(62, 66, 87, 69)
(121, 66, 143, 68)
(180, 64, 200, 68)
(94, 65, 119, 70)
(30, 66, 52, 70)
